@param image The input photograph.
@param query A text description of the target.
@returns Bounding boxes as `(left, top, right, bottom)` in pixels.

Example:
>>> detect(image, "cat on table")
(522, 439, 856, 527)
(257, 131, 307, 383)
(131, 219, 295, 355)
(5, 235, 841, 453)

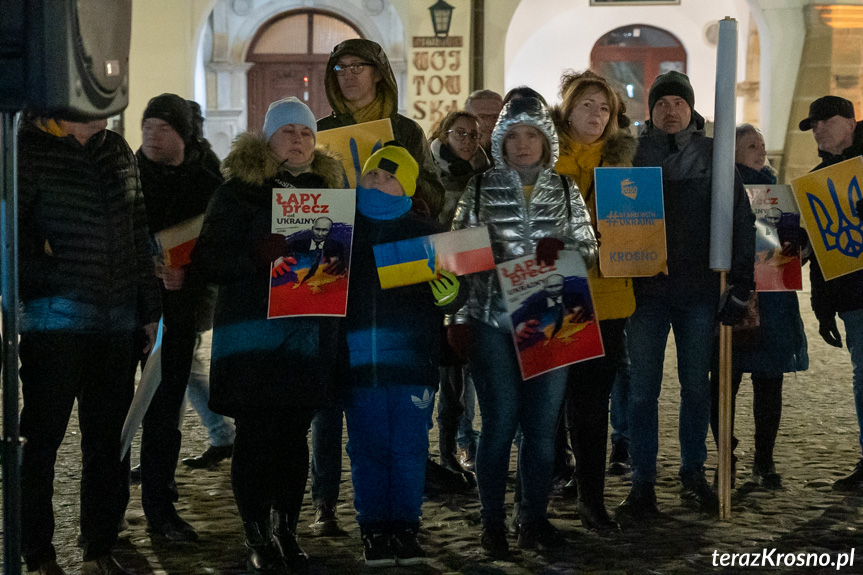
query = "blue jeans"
(627, 295, 716, 487)
(469, 321, 568, 524)
(838, 308, 863, 454)
(610, 326, 631, 448)
(345, 386, 432, 527)
(185, 330, 235, 447)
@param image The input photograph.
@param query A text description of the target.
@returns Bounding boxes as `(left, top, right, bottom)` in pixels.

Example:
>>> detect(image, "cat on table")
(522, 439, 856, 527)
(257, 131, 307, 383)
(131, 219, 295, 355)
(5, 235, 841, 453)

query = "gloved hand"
(323, 256, 346, 276)
(430, 270, 460, 306)
(717, 284, 752, 326)
(271, 256, 298, 278)
(251, 233, 287, 266)
(536, 237, 565, 266)
(819, 316, 843, 348)
(446, 323, 473, 362)
(515, 319, 541, 344)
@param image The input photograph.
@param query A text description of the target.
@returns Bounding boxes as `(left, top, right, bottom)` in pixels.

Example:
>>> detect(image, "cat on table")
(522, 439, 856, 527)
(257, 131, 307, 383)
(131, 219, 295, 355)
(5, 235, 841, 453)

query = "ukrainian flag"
(374, 237, 437, 289)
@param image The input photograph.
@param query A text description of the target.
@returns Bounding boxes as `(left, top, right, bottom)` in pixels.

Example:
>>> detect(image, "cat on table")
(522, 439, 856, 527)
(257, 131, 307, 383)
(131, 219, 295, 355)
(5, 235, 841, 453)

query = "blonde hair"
(559, 70, 624, 143)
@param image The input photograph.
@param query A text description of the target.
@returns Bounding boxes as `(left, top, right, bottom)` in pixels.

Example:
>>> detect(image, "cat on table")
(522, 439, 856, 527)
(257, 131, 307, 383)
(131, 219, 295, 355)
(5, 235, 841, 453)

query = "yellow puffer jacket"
(554, 125, 638, 321)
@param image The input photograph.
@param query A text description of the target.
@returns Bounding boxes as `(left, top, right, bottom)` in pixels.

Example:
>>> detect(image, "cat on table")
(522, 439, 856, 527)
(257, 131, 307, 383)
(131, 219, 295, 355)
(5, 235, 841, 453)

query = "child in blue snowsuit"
(344, 144, 464, 567)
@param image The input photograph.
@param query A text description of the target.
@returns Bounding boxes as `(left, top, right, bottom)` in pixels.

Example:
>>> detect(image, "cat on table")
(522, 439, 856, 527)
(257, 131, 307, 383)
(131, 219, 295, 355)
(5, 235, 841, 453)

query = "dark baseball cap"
(799, 96, 855, 131)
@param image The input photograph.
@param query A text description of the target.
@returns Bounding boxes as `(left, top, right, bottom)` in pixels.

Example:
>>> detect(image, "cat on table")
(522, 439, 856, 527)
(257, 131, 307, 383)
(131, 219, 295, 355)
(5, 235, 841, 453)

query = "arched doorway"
(590, 25, 686, 128)
(246, 10, 361, 131)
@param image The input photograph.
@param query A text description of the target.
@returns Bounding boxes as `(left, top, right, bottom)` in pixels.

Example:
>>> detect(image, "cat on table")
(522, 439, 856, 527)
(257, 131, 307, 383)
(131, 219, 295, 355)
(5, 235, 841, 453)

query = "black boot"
(272, 511, 309, 574)
(577, 497, 619, 533)
(576, 474, 618, 532)
(439, 425, 471, 475)
(243, 522, 284, 575)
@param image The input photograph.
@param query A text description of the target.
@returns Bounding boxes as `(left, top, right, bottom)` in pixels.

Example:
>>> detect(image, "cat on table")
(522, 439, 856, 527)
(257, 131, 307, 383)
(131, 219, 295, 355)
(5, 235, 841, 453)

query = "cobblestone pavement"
(5, 282, 863, 574)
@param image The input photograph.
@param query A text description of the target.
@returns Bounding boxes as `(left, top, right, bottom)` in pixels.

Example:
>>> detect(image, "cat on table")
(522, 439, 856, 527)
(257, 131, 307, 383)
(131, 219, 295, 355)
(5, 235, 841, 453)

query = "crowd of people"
(16, 35, 863, 575)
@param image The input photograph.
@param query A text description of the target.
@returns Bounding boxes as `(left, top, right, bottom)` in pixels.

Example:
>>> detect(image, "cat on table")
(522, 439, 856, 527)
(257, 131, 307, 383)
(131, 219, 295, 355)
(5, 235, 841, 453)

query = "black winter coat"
(190, 133, 348, 417)
(17, 121, 161, 333)
(632, 119, 755, 302)
(808, 121, 863, 322)
(136, 147, 223, 333)
(346, 211, 464, 390)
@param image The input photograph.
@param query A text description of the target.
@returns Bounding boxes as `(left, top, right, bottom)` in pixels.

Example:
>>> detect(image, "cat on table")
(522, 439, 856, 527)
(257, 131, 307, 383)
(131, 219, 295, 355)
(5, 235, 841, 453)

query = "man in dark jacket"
(134, 93, 224, 541)
(17, 114, 161, 575)
(801, 96, 863, 492)
(619, 71, 755, 520)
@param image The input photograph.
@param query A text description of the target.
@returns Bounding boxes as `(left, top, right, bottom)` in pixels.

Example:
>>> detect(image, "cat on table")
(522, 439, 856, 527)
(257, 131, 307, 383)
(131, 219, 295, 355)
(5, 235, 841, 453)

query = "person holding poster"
(134, 93, 224, 542)
(551, 70, 637, 532)
(619, 71, 755, 520)
(450, 96, 597, 556)
(311, 38, 446, 535)
(343, 144, 465, 566)
(799, 96, 863, 492)
(708, 124, 809, 490)
(190, 97, 347, 575)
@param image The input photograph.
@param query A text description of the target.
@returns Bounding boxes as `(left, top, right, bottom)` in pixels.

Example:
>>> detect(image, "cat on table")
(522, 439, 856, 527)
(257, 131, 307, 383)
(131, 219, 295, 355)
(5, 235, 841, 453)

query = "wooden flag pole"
(718, 270, 733, 519)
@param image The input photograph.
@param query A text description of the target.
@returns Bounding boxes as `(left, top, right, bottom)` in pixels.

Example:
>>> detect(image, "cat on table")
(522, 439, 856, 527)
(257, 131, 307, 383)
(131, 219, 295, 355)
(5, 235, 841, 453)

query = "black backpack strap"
(473, 171, 484, 220)
(560, 174, 572, 220)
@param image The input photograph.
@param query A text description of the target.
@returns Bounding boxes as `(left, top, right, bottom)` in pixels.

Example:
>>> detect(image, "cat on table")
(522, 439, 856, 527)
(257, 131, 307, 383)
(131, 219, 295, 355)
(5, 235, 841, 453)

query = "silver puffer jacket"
(451, 97, 597, 330)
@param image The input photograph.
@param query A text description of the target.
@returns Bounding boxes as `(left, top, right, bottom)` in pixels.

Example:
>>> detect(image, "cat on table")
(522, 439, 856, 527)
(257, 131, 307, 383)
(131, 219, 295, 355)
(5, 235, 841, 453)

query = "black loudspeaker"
(0, 0, 132, 118)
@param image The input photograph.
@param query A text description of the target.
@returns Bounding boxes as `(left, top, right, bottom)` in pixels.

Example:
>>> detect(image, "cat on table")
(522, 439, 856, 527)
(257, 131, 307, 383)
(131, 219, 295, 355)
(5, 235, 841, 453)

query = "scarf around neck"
(356, 185, 412, 220)
(347, 90, 397, 125)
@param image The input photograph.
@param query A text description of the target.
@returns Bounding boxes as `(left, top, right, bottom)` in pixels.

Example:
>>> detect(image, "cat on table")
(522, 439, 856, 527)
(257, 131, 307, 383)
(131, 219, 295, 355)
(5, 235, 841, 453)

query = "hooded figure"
(449, 96, 597, 556)
(318, 39, 445, 218)
(452, 96, 597, 330)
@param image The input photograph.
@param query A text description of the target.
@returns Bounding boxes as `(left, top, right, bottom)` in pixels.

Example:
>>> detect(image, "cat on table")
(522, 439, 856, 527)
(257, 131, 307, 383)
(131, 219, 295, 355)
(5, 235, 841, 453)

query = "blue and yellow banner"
(594, 167, 667, 277)
(317, 119, 394, 187)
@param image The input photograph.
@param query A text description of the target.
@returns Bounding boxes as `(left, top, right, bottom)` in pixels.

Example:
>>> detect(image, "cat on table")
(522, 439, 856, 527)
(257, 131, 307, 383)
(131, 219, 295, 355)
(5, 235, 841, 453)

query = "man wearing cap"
(800, 96, 863, 491)
(135, 93, 224, 541)
(618, 71, 755, 520)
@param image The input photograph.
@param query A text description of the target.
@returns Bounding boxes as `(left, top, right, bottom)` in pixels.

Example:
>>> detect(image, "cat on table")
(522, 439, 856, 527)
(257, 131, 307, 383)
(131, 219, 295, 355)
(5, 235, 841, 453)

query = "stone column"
(745, 0, 807, 178)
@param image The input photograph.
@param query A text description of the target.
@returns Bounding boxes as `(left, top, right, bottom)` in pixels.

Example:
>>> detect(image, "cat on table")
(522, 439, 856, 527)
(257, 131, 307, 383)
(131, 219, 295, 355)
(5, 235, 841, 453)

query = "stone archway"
(197, 0, 407, 159)
(246, 10, 361, 131)
(590, 24, 687, 128)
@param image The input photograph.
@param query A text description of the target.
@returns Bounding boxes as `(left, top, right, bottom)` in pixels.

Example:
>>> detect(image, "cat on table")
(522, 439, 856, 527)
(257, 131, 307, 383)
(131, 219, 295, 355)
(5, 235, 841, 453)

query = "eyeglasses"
(333, 62, 372, 76)
(446, 129, 481, 142)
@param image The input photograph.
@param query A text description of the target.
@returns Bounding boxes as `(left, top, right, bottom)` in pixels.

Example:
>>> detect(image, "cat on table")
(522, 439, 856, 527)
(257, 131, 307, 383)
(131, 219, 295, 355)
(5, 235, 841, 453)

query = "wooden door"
(247, 57, 331, 132)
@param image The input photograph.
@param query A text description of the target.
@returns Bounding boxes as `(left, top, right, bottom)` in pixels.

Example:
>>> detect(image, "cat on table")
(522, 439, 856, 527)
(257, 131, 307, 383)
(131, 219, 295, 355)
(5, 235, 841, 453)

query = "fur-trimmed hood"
(221, 131, 346, 189)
